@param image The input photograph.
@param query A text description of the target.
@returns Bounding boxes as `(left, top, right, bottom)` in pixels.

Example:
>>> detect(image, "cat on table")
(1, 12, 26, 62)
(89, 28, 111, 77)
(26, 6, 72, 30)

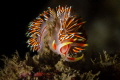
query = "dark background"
(1, 0, 120, 61)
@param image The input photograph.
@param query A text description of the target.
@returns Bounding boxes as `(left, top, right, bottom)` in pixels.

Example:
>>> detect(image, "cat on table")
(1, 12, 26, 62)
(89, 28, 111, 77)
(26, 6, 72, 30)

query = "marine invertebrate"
(26, 5, 88, 62)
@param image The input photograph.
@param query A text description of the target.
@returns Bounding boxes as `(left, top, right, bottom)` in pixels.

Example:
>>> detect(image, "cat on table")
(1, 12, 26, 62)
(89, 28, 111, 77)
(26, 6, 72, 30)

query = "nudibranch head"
(26, 5, 88, 62)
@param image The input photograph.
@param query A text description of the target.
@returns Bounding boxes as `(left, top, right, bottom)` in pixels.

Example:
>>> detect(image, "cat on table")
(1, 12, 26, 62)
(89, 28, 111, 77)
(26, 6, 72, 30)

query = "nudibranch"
(26, 5, 88, 62)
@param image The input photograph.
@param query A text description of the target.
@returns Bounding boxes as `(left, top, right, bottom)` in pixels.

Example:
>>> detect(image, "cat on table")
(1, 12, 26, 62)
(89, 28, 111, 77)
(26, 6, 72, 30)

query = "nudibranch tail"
(26, 5, 88, 62)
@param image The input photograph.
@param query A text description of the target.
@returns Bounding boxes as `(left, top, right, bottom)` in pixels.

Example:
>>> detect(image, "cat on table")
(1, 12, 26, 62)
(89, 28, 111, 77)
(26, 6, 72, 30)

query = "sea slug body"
(26, 5, 88, 62)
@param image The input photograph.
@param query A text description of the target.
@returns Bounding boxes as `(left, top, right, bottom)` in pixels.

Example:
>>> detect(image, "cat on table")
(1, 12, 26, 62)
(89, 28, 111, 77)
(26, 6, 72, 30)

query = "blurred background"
(1, 0, 120, 60)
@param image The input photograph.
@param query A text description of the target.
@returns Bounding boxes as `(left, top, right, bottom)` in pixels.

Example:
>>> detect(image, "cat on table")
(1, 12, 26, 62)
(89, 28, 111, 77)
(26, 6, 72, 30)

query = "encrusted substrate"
(1, 50, 120, 80)
(0, 49, 100, 80)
